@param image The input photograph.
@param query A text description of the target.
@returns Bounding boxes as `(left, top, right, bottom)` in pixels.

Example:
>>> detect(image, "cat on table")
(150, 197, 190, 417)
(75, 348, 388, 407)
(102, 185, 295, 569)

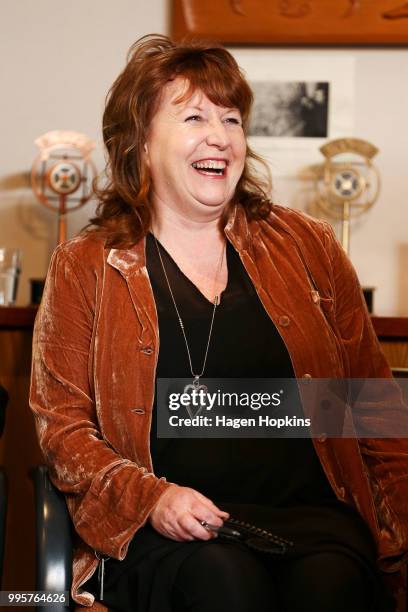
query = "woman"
(30, 35, 408, 612)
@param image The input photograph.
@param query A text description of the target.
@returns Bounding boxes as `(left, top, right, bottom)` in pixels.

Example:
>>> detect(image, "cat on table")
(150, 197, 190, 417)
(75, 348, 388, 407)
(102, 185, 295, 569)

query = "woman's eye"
(224, 117, 241, 125)
(185, 115, 202, 122)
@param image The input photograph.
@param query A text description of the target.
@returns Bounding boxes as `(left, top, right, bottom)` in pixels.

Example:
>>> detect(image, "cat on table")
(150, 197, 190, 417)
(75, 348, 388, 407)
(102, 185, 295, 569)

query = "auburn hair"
(88, 34, 272, 247)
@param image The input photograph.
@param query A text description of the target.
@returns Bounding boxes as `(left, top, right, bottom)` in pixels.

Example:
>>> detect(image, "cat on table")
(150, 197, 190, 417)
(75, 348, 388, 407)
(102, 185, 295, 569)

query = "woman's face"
(144, 77, 247, 221)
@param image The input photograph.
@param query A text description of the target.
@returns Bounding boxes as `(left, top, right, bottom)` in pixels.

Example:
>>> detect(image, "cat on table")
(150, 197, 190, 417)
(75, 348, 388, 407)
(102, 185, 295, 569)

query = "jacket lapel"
(107, 238, 159, 345)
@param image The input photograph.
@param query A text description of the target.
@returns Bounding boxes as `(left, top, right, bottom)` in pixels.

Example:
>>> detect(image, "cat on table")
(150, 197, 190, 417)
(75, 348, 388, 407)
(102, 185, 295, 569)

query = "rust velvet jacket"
(30, 204, 408, 608)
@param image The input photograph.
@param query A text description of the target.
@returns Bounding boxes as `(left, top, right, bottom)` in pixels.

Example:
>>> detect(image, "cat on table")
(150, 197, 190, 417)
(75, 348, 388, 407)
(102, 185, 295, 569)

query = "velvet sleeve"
(323, 223, 408, 566)
(29, 243, 171, 560)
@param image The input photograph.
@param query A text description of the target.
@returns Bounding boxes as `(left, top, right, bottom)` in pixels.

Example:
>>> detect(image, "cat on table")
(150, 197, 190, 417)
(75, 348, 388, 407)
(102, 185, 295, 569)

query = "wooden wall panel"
(0, 328, 42, 608)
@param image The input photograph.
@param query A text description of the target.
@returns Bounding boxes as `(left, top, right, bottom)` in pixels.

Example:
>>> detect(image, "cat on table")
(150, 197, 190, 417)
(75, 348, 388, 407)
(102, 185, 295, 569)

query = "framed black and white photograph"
(249, 81, 329, 139)
(230, 50, 355, 185)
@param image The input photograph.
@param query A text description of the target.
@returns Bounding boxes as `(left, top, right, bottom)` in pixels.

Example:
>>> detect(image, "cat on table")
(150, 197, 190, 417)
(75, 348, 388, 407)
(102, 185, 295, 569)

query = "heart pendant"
(183, 381, 209, 418)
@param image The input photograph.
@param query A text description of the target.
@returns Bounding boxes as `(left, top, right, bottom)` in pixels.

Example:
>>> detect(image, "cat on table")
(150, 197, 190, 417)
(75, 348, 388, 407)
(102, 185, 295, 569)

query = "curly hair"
(88, 34, 272, 247)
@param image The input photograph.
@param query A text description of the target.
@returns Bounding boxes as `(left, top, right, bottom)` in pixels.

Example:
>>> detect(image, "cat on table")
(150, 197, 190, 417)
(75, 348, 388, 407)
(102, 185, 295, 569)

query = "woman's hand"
(148, 484, 229, 541)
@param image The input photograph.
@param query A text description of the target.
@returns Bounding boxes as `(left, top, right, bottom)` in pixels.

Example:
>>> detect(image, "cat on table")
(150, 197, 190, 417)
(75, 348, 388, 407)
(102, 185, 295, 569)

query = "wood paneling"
(371, 316, 408, 371)
(378, 341, 408, 370)
(0, 312, 42, 602)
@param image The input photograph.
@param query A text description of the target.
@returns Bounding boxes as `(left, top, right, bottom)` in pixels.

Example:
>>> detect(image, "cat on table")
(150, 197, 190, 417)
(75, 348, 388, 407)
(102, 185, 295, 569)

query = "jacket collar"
(107, 239, 146, 277)
(107, 204, 257, 276)
(224, 203, 256, 253)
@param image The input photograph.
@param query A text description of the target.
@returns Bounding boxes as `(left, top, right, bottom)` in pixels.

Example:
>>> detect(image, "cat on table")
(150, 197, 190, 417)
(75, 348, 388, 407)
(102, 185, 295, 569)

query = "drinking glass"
(0, 248, 21, 306)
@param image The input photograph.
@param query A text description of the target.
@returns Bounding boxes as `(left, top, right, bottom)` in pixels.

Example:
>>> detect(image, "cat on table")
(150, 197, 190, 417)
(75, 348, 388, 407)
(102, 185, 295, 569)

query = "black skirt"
(84, 500, 394, 612)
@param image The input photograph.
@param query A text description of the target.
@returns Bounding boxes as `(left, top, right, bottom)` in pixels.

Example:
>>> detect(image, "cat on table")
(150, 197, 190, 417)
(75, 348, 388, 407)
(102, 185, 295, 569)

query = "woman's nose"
(206, 118, 229, 149)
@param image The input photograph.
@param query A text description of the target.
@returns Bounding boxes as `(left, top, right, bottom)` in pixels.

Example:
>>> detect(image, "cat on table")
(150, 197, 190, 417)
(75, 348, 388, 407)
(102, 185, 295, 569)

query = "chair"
(32, 466, 72, 611)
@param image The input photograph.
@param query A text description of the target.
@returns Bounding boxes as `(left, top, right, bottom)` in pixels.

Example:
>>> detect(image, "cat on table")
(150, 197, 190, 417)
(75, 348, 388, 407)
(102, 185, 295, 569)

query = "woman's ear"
(143, 143, 150, 167)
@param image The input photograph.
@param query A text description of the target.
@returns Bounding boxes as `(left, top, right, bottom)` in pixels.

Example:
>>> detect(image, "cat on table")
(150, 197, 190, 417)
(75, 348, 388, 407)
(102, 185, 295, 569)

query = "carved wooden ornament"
(172, 0, 408, 44)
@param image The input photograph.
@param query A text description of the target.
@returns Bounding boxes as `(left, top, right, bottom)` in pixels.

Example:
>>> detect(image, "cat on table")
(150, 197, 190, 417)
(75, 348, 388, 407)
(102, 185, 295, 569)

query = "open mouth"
(191, 160, 227, 177)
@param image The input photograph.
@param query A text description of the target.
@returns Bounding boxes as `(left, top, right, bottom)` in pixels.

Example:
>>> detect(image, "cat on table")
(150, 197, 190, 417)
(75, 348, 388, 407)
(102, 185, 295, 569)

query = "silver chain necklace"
(153, 234, 226, 395)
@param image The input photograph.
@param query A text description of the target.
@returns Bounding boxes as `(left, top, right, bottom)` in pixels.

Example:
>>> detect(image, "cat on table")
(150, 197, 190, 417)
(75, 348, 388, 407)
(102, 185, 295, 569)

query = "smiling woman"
(144, 80, 247, 220)
(90, 34, 271, 250)
(30, 34, 407, 612)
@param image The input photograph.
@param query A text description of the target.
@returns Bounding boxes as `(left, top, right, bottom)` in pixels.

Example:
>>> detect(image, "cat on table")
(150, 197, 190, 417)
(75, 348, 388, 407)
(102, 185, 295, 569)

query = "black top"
(147, 232, 336, 507)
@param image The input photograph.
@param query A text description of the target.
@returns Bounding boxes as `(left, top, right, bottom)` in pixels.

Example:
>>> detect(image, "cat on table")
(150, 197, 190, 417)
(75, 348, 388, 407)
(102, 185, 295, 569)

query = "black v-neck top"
(146, 233, 336, 506)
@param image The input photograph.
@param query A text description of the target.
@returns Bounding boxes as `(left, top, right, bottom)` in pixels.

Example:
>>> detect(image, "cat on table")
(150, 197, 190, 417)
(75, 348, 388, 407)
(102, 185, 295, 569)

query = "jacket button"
(278, 315, 290, 327)
(338, 487, 346, 499)
(318, 433, 327, 442)
(141, 346, 154, 355)
(302, 373, 312, 379)
(311, 291, 320, 304)
(131, 407, 145, 414)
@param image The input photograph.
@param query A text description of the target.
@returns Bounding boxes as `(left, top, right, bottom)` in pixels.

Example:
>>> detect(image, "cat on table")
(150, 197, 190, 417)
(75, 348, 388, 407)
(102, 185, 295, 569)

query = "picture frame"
(172, 0, 408, 45)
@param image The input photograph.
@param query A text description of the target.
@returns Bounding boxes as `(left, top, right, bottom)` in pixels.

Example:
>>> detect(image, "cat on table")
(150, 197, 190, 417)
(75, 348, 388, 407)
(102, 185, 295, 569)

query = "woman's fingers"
(178, 514, 217, 540)
(160, 514, 217, 541)
(148, 484, 229, 540)
(191, 489, 230, 518)
(159, 518, 211, 541)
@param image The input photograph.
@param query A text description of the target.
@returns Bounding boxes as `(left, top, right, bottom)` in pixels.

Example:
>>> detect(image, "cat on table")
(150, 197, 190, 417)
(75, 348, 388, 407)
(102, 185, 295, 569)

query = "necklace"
(153, 234, 226, 413)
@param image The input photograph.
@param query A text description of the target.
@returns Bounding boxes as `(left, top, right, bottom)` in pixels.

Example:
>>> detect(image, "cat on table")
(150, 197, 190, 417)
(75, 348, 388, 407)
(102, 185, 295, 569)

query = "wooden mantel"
(0, 306, 38, 329)
(0, 307, 407, 338)
(371, 316, 408, 340)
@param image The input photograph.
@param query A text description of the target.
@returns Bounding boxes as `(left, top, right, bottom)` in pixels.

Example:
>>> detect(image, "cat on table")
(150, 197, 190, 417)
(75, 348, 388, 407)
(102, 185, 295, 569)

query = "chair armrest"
(31, 466, 72, 611)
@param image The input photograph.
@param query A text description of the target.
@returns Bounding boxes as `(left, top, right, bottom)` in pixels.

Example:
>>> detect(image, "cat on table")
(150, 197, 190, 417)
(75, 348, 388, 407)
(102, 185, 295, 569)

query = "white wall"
(0, 1, 407, 314)
(281, 48, 408, 316)
(0, 0, 168, 305)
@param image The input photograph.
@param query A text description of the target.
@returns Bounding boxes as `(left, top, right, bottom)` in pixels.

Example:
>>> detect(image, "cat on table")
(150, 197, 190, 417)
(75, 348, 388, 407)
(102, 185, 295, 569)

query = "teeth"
(192, 160, 227, 170)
